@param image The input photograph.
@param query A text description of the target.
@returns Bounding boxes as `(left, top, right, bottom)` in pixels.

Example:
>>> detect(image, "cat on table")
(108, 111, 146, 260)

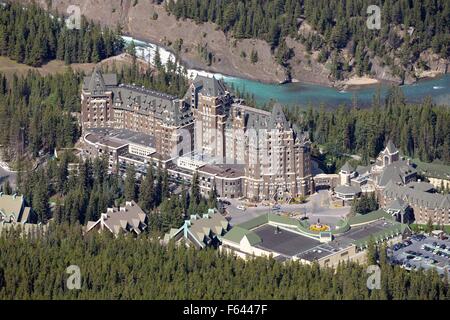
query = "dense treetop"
(166, 0, 450, 79)
(0, 71, 81, 162)
(0, 2, 124, 67)
(0, 225, 448, 299)
(286, 89, 450, 166)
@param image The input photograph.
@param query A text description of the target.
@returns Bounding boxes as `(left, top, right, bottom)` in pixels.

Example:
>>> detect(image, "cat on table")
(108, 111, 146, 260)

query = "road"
(0, 155, 46, 189)
(222, 190, 351, 226)
(0, 166, 16, 188)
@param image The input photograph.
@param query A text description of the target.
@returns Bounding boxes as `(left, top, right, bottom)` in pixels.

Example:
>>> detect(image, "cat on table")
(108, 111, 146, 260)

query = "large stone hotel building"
(81, 69, 314, 201)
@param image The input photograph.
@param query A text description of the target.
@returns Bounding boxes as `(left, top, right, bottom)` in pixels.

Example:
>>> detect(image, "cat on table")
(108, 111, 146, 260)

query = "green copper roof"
(245, 232, 262, 246)
(222, 226, 261, 245)
(348, 210, 393, 226)
(237, 214, 269, 230)
(267, 212, 299, 226)
(354, 224, 409, 248)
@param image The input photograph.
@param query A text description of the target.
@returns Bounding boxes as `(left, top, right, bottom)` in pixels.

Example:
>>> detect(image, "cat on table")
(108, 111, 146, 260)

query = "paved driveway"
(0, 166, 16, 188)
(223, 190, 350, 226)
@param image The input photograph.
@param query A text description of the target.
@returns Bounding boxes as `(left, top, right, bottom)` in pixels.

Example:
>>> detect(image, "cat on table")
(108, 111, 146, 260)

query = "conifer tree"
(124, 165, 137, 202)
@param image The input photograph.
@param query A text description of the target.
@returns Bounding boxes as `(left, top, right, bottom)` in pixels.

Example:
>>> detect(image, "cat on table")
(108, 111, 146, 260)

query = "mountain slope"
(18, 0, 449, 86)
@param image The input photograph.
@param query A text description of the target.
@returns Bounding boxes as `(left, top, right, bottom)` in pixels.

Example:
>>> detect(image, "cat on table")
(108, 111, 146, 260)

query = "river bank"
(122, 35, 450, 108)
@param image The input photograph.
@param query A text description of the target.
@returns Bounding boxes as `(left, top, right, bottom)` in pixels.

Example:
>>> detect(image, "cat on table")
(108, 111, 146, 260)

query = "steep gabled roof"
(0, 194, 29, 223)
(86, 201, 147, 236)
(386, 198, 407, 211)
(83, 68, 117, 94)
(193, 75, 227, 97)
(269, 103, 289, 129)
(378, 160, 416, 187)
(113, 84, 192, 127)
(355, 165, 370, 175)
(385, 140, 399, 154)
(340, 161, 354, 173)
(384, 183, 450, 210)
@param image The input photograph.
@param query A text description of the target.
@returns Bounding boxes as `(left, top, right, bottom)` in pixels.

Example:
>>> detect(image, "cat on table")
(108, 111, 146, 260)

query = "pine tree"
(162, 168, 169, 200)
(139, 166, 155, 212)
(32, 174, 50, 223)
(188, 172, 201, 214)
(153, 47, 162, 70)
(124, 165, 137, 201)
(250, 48, 258, 64)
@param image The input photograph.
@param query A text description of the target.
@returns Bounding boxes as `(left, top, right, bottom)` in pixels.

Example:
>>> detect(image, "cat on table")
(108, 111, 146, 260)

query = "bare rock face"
(285, 37, 332, 86)
(369, 56, 403, 84)
(418, 50, 449, 75)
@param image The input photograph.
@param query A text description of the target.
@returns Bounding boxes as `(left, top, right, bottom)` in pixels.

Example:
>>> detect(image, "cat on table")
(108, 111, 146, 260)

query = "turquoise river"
(223, 74, 450, 108)
(123, 36, 449, 108)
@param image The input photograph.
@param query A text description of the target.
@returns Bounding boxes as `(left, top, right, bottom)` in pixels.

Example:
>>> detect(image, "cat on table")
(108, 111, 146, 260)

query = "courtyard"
(223, 190, 351, 227)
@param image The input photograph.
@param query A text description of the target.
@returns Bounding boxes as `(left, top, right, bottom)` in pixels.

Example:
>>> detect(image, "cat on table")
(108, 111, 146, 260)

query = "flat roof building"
(221, 210, 409, 267)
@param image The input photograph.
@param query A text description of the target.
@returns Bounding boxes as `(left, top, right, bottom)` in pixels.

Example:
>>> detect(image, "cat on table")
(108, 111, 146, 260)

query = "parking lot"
(388, 234, 450, 276)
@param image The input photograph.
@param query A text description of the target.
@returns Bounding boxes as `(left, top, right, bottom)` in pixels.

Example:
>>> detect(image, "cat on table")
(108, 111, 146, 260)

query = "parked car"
(412, 234, 426, 241)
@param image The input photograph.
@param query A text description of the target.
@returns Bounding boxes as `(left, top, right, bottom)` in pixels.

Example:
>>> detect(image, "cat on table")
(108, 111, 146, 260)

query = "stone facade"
(224, 102, 313, 201)
(82, 69, 194, 160)
(81, 70, 313, 201)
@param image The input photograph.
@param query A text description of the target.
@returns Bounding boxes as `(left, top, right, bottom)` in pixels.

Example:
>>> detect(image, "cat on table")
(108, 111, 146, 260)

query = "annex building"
(0, 192, 44, 235)
(221, 210, 409, 267)
(316, 140, 450, 225)
(162, 208, 230, 249)
(85, 201, 148, 237)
